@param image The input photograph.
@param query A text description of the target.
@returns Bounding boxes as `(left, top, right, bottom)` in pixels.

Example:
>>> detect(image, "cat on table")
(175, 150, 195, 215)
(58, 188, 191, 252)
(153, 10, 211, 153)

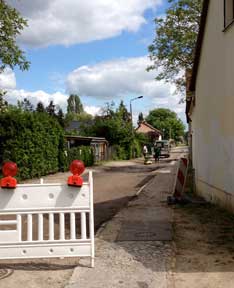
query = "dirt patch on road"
(172, 201, 234, 287)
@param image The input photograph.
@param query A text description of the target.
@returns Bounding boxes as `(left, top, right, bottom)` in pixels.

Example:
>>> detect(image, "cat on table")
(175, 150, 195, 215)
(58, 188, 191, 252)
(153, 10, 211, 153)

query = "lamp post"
(130, 96, 143, 159)
(130, 96, 143, 136)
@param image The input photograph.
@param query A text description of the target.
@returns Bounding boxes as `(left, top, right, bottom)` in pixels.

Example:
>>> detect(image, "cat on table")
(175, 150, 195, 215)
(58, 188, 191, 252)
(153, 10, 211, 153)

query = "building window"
(224, 0, 234, 28)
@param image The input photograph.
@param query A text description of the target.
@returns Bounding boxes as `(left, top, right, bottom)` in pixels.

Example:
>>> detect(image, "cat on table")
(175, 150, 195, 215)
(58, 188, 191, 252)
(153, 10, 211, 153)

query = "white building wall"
(192, 0, 234, 211)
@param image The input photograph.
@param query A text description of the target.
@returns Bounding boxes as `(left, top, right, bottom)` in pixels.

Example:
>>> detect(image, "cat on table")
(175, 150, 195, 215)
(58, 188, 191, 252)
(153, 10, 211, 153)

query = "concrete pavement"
(66, 159, 178, 288)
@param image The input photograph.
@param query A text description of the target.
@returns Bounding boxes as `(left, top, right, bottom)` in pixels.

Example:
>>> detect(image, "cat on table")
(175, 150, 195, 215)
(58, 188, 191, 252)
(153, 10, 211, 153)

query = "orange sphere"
(69, 160, 85, 175)
(2, 162, 18, 177)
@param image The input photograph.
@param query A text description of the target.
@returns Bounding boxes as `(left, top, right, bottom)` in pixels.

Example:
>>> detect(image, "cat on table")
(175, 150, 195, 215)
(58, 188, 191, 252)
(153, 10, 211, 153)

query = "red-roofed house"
(135, 121, 162, 141)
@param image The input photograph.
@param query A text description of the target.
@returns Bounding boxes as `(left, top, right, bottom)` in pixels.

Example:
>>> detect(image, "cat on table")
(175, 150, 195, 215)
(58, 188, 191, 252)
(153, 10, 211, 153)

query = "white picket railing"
(0, 171, 95, 267)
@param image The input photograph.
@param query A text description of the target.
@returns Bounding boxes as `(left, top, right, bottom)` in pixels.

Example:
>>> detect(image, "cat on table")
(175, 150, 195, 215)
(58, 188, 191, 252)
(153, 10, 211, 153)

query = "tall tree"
(90, 102, 133, 158)
(101, 101, 115, 118)
(67, 94, 84, 114)
(65, 94, 93, 131)
(146, 108, 185, 141)
(17, 98, 34, 112)
(117, 100, 131, 122)
(36, 102, 45, 113)
(0, 1, 30, 71)
(0, 90, 8, 112)
(138, 112, 144, 124)
(148, 0, 202, 91)
(57, 108, 65, 128)
(46, 100, 56, 116)
(0, 1, 30, 109)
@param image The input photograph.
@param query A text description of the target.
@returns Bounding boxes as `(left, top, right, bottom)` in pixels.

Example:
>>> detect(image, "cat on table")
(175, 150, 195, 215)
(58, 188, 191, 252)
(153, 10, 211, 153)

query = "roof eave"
(189, 0, 210, 92)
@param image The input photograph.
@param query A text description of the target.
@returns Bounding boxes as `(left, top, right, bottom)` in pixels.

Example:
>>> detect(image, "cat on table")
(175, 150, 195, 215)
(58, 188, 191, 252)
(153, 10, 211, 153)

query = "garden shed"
(65, 135, 108, 162)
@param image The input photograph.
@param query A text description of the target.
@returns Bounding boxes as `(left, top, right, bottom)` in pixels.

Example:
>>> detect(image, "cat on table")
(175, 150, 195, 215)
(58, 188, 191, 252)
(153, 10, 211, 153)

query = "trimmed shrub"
(112, 145, 127, 160)
(0, 109, 66, 180)
(66, 146, 94, 168)
(133, 139, 142, 158)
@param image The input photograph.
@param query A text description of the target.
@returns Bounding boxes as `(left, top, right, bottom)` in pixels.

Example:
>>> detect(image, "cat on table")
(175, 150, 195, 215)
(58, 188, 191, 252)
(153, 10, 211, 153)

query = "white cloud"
(66, 56, 172, 99)
(5, 89, 68, 110)
(66, 56, 186, 123)
(1, 69, 67, 109)
(6, 0, 162, 47)
(1, 56, 185, 124)
(0, 70, 68, 110)
(84, 105, 101, 116)
(5, 88, 101, 117)
(0, 68, 16, 90)
(0, 69, 102, 116)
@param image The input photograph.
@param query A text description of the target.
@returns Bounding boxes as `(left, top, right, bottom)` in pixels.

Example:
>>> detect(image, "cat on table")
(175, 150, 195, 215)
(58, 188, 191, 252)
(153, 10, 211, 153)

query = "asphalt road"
(21, 148, 186, 233)
(90, 147, 186, 231)
(91, 161, 163, 231)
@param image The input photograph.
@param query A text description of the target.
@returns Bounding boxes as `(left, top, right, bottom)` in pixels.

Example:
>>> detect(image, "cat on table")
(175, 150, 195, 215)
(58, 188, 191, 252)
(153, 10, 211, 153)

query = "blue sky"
(1, 0, 185, 124)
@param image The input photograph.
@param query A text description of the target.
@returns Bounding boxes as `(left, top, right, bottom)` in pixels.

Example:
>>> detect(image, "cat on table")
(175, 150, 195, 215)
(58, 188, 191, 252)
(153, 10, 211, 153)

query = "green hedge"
(66, 146, 94, 168)
(132, 139, 142, 158)
(111, 140, 142, 160)
(0, 108, 143, 180)
(114, 145, 128, 160)
(0, 109, 66, 180)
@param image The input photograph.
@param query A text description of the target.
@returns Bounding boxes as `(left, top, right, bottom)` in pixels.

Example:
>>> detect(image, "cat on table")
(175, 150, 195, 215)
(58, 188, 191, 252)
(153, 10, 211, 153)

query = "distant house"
(186, 0, 234, 211)
(65, 135, 109, 163)
(135, 121, 162, 141)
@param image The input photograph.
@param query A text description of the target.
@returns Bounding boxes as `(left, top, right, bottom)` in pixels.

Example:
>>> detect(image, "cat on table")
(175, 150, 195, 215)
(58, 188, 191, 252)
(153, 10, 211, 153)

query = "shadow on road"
(0, 262, 77, 271)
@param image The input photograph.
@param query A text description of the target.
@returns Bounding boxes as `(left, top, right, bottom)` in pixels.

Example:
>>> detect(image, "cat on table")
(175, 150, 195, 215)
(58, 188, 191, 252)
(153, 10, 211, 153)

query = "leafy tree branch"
(148, 0, 202, 92)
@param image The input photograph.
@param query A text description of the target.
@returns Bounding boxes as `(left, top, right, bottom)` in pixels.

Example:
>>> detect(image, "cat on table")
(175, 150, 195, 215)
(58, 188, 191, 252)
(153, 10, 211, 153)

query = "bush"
(66, 146, 94, 168)
(110, 140, 142, 161)
(0, 109, 66, 180)
(133, 139, 142, 158)
(116, 145, 128, 160)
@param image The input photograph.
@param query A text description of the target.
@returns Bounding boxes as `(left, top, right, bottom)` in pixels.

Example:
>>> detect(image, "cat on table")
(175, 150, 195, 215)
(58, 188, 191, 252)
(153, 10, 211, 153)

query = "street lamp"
(130, 96, 143, 135)
(130, 96, 143, 159)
